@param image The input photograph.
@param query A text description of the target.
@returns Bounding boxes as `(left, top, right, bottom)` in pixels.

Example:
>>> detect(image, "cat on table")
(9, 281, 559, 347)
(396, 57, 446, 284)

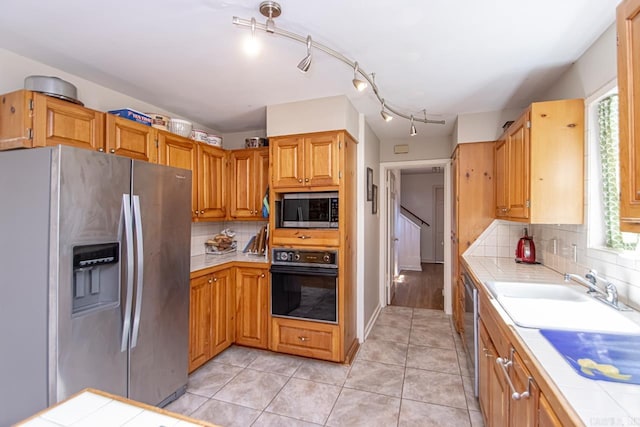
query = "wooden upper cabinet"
(271, 131, 341, 189)
(158, 132, 198, 215)
(0, 90, 104, 151)
(197, 144, 226, 220)
(617, 0, 640, 232)
(495, 139, 509, 217)
(229, 148, 269, 220)
(305, 133, 340, 187)
(495, 99, 583, 224)
(505, 114, 530, 220)
(105, 114, 156, 162)
(271, 136, 304, 188)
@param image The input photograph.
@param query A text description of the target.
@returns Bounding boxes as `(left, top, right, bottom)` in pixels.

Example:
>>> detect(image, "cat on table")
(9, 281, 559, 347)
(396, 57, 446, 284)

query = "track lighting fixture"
(410, 115, 417, 136)
(297, 35, 312, 73)
(233, 2, 446, 127)
(380, 100, 393, 122)
(352, 62, 368, 92)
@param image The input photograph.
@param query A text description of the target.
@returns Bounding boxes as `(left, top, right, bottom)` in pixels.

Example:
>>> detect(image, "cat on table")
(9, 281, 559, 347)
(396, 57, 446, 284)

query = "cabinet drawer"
(479, 295, 510, 357)
(271, 228, 339, 247)
(271, 317, 340, 361)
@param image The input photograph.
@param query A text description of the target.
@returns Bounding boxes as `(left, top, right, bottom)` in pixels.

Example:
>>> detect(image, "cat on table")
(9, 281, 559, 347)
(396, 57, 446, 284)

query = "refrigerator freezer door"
(53, 146, 132, 402)
(0, 148, 52, 426)
(129, 161, 191, 406)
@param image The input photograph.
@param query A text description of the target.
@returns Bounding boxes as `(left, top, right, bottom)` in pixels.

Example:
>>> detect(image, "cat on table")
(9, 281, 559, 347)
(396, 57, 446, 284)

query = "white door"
(387, 170, 399, 304)
(434, 185, 445, 263)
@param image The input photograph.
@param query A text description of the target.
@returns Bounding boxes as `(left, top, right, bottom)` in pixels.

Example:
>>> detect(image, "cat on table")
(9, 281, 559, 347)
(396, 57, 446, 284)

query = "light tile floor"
(166, 306, 485, 427)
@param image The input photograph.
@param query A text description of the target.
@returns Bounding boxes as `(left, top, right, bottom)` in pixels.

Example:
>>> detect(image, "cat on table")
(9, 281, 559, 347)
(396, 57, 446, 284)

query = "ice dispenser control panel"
(72, 243, 119, 316)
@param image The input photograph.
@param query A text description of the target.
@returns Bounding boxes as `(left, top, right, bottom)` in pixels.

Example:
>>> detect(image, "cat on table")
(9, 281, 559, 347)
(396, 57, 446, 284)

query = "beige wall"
(455, 107, 524, 145)
(266, 95, 359, 138)
(361, 120, 381, 334)
(221, 129, 267, 150)
(0, 48, 218, 133)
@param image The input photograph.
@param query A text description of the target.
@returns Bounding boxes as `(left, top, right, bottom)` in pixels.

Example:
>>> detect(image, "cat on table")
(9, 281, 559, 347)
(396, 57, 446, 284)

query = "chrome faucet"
(564, 270, 600, 294)
(564, 270, 628, 311)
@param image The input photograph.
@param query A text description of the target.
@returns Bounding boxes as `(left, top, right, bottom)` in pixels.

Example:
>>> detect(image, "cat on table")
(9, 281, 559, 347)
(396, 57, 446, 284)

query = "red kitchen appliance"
(515, 228, 536, 263)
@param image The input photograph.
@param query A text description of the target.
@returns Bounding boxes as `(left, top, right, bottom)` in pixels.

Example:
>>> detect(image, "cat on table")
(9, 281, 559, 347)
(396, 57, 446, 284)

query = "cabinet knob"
(200, 210, 204, 214)
(298, 178, 303, 183)
(98, 147, 105, 152)
(260, 273, 265, 278)
(213, 277, 217, 282)
(298, 235, 310, 240)
(298, 336, 308, 342)
(208, 278, 212, 283)
(305, 178, 309, 182)
(110, 148, 116, 154)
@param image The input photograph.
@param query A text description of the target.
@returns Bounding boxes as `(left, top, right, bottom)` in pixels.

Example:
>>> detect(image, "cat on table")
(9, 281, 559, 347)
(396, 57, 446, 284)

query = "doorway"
(379, 160, 452, 314)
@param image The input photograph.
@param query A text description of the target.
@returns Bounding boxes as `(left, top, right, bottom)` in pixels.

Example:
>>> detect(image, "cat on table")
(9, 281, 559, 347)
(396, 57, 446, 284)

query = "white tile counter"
(463, 255, 640, 427)
(190, 252, 269, 273)
(15, 389, 218, 427)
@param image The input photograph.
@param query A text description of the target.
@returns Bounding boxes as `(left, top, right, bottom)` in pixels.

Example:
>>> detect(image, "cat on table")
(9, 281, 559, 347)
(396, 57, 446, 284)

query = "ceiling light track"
(232, 2, 445, 128)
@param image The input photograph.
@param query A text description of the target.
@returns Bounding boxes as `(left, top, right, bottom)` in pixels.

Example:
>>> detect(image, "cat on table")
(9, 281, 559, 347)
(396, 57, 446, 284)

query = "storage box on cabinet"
(0, 90, 104, 151)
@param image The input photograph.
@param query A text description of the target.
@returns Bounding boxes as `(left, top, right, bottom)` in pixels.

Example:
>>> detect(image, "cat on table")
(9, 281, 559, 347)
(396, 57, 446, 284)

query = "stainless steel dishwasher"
(462, 271, 479, 397)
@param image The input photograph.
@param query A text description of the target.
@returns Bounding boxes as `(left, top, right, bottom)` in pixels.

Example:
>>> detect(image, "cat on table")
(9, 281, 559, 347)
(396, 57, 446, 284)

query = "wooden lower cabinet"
(270, 317, 340, 361)
(538, 393, 563, 427)
(235, 266, 269, 349)
(270, 228, 339, 247)
(188, 268, 234, 373)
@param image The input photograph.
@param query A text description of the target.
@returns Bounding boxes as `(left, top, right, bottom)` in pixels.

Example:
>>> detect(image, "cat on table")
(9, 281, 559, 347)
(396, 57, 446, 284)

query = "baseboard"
(399, 264, 422, 271)
(363, 304, 383, 341)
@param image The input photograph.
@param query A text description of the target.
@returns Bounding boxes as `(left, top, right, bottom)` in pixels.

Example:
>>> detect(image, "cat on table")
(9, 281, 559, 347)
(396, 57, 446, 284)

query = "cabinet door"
(211, 269, 234, 356)
(0, 90, 34, 150)
(495, 139, 509, 217)
(189, 275, 211, 373)
(618, 0, 640, 232)
(255, 148, 270, 218)
(235, 267, 269, 349)
(538, 393, 563, 427)
(271, 136, 304, 188)
(305, 133, 340, 187)
(105, 115, 156, 161)
(33, 92, 104, 151)
(509, 350, 539, 426)
(489, 352, 510, 427)
(506, 115, 530, 219)
(478, 322, 493, 425)
(229, 150, 255, 218)
(158, 132, 198, 216)
(198, 144, 226, 220)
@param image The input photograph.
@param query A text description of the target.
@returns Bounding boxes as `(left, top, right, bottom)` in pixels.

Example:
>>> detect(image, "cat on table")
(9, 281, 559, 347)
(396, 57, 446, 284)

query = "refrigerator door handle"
(120, 194, 134, 352)
(131, 194, 144, 348)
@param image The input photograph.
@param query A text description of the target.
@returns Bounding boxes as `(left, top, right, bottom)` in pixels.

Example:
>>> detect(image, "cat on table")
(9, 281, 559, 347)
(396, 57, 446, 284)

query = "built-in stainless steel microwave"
(280, 192, 339, 228)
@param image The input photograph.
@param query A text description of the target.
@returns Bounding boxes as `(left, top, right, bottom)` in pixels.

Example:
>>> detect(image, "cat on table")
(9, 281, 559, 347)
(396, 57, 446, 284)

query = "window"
(591, 91, 639, 250)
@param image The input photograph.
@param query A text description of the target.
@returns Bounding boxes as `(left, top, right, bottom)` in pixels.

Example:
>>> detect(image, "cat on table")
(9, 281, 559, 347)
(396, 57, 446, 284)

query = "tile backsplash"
(467, 220, 640, 309)
(191, 221, 267, 256)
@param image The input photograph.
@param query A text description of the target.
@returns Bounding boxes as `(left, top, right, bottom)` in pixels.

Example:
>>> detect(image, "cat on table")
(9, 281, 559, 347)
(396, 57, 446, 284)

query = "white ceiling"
(0, 0, 621, 140)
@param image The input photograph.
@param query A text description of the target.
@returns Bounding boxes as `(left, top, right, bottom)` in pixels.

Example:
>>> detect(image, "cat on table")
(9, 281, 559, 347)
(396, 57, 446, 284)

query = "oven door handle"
(270, 265, 338, 277)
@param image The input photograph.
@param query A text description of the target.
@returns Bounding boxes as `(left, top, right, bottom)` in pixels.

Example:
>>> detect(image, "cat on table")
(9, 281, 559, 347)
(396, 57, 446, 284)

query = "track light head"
(380, 100, 393, 122)
(410, 115, 417, 136)
(297, 35, 312, 73)
(352, 62, 368, 92)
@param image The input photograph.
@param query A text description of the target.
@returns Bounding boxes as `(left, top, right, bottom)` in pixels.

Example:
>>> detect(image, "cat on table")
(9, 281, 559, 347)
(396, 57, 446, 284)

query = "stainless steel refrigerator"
(0, 145, 192, 426)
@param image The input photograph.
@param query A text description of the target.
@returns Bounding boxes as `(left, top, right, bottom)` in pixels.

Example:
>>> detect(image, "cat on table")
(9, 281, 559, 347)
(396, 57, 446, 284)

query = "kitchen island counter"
(463, 255, 640, 426)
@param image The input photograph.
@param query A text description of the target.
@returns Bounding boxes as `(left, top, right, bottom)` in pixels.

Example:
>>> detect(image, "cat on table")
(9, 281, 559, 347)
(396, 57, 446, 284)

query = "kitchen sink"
(485, 281, 640, 334)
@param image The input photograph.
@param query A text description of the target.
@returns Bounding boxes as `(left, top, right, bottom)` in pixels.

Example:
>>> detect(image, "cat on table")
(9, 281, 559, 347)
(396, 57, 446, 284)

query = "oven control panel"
(272, 248, 337, 267)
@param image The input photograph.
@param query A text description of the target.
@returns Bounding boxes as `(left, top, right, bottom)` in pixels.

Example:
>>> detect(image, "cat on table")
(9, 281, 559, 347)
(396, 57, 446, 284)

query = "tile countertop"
(190, 252, 269, 272)
(463, 256, 640, 427)
(16, 389, 219, 427)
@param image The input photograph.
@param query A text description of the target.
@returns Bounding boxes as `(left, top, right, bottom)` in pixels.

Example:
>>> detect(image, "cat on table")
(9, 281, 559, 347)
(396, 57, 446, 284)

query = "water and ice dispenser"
(72, 243, 119, 316)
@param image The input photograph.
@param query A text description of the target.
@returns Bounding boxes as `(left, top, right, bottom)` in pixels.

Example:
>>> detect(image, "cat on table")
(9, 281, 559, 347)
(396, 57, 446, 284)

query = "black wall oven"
(270, 249, 338, 323)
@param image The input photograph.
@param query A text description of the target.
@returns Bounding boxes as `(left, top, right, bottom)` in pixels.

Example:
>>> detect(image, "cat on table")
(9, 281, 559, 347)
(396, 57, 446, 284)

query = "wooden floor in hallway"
(391, 262, 444, 310)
